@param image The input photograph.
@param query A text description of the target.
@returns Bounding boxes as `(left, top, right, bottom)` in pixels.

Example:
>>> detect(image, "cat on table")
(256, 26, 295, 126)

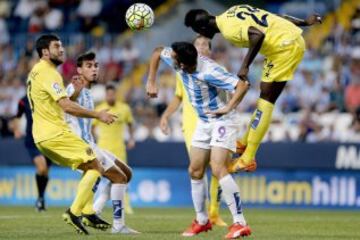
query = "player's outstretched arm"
(58, 97, 117, 124)
(238, 26, 265, 82)
(280, 14, 322, 26)
(160, 96, 182, 135)
(146, 46, 164, 98)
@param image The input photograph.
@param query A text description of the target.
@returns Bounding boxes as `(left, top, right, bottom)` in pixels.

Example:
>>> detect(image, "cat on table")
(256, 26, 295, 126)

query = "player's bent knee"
(114, 160, 132, 182)
(188, 166, 204, 180)
(104, 166, 127, 184)
(125, 167, 132, 183)
(210, 164, 227, 179)
(78, 158, 104, 174)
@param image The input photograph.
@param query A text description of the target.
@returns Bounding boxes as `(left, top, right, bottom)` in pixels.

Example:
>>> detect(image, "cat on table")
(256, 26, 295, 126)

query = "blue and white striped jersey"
(160, 47, 239, 122)
(65, 84, 95, 144)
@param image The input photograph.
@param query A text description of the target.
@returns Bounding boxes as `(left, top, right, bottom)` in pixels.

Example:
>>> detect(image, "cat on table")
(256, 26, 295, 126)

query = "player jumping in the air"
(184, 5, 322, 172)
(66, 52, 139, 234)
(27, 34, 118, 235)
(146, 42, 251, 239)
(160, 35, 226, 227)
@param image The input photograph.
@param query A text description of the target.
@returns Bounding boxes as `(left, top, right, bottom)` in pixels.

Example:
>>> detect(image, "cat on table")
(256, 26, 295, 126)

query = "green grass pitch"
(0, 206, 359, 239)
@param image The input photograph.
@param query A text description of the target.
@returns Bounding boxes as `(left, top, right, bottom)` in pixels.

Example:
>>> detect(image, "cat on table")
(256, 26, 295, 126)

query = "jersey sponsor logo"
(52, 82, 63, 95)
(251, 109, 263, 129)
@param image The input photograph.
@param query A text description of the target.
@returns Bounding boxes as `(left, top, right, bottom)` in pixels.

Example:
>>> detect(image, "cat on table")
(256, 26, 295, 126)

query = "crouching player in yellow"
(27, 34, 118, 235)
(66, 52, 139, 234)
(160, 35, 226, 226)
(92, 85, 136, 215)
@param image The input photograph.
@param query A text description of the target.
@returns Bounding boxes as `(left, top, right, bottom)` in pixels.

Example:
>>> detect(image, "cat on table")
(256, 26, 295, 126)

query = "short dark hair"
(192, 34, 212, 50)
(77, 51, 96, 67)
(184, 9, 209, 27)
(105, 84, 116, 91)
(35, 34, 60, 58)
(171, 42, 198, 67)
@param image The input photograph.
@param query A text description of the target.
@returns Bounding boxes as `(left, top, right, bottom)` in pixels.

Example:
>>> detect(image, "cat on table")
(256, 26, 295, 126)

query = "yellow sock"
(208, 176, 220, 217)
(239, 110, 257, 146)
(70, 169, 101, 216)
(241, 98, 274, 164)
(82, 195, 96, 215)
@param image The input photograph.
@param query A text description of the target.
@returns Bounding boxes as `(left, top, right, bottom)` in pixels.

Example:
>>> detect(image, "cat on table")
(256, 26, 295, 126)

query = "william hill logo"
(336, 146, 360, 170)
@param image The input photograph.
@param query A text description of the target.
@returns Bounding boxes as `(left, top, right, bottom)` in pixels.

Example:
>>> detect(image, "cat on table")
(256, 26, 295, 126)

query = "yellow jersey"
(93, 101, 133, 157)
(216, 5, 303, 57)
(27, 59, 70, 143)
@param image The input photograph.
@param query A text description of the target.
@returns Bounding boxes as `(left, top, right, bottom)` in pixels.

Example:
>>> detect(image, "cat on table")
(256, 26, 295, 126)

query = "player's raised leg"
(231, 37, 305, 172)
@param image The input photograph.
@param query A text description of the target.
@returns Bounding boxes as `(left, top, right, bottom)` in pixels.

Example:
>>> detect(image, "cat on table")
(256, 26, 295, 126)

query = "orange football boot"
(182, 219, 212, 237)
(225, 223, 251, 239)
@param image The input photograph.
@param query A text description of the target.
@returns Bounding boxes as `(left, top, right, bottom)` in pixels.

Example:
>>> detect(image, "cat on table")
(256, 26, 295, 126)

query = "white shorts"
(191, 116, 240, 152)
(90, 143, 117, 172)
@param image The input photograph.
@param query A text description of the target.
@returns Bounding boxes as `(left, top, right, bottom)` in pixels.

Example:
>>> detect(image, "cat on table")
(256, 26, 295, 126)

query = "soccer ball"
(125, 3, 154, 31)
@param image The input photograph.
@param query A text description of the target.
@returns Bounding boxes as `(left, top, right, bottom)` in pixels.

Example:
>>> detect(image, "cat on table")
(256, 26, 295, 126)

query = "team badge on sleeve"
(52, 82, 63, 95)
(162, 47, 172, 58)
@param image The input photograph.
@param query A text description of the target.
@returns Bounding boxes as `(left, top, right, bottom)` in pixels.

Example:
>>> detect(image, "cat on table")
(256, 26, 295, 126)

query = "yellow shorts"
(36, 131, 96, 170)
(262, 36, 305, 82)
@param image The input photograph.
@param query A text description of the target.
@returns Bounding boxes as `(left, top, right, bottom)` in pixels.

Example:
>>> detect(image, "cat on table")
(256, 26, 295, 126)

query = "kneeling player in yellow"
(27, 34, 118, 235)
(160, 35, 226, 227)
(185, 5, 322, 171)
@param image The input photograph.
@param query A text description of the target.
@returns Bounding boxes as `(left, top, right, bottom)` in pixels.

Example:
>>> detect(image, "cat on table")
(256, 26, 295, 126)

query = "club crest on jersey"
(52, 82, 62, 95)
(251, 109, 263, 129)
(86, 147, 93, 156)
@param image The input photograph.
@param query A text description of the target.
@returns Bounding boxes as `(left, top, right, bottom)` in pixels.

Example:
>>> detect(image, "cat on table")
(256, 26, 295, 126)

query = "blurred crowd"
(0, 0, 165, 36)
(0, 0, 359, 143)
